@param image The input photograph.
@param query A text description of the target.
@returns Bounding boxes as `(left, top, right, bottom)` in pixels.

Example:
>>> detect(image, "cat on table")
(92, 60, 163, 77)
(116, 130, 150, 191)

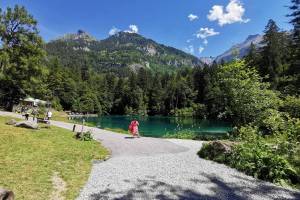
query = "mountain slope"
(45, 30, 203, 72)
(215, 34, 263, 63)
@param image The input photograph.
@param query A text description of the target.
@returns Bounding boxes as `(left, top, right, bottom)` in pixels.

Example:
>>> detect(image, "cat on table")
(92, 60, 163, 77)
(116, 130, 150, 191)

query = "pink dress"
(129, 120, 139, 135)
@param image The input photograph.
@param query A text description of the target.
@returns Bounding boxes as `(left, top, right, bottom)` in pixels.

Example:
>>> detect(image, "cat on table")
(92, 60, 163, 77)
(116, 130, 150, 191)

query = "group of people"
(21, 106, 52, 122)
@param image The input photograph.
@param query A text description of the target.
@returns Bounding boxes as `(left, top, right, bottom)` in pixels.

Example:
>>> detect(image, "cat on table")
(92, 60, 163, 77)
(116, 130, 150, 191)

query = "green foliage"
(80, 131, 93, 141)
(255, 109, 286, 135)
(0, 5, 46, 110)
(164, 130, 197, 140)
(207, 60, 280, 125)
(228, 141, 297, 184)
(171, 104, 206, 118)
(280, 95, 300, 118)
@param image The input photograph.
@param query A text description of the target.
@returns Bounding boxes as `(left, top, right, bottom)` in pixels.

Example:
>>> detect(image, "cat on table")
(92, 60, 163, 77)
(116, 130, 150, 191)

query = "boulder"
(15, 121, 39, 129)
(198, 140, 236, 161)
(210, 140, 235, 154)
(0, 188, 14, 200)
(5, 119, 17, 125)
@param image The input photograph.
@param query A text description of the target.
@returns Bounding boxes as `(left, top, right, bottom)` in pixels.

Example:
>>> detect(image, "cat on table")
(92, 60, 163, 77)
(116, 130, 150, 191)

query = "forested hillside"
(45, 30, 203, 74)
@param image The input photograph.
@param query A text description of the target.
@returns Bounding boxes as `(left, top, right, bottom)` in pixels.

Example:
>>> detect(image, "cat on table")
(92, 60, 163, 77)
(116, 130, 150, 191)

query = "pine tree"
(245, 42, 258, 67)
(259, 19, 284, 88)
(287, 0, 300, 91)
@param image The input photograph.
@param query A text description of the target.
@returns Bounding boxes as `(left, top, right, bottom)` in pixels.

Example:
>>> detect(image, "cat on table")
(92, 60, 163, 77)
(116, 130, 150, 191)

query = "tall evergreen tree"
(259, 20, 285, 88)
(287, 0, 300, 91)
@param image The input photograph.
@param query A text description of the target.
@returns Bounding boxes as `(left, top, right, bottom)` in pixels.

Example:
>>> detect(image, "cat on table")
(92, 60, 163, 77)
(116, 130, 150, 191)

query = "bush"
(255, 109, 286, 135)
(75, 131, 93, 141)
(198, 134, 299, 185)
(280, 95, 300, 118)
(228, 141, 297, 184)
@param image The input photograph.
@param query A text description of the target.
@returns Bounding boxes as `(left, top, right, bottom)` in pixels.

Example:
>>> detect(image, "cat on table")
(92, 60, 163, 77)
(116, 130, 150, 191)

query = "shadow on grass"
(90, 172, 300, 200)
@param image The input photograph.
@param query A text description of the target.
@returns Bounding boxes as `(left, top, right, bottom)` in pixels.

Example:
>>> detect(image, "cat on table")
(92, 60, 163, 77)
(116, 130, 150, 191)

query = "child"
(128, 120, 140, 137)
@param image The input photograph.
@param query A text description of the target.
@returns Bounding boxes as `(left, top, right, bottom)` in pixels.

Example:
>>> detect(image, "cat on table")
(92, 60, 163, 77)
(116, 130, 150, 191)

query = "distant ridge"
(215, 34, 263, 63)
(45, 30, 203, 72)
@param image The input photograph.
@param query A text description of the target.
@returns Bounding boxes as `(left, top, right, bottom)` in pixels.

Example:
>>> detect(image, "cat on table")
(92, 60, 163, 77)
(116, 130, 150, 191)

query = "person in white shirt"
(47, 110, 52, 120)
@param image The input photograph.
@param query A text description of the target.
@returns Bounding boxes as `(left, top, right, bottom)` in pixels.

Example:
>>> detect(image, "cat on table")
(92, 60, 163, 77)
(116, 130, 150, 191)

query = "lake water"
(75, 115, 232, 138)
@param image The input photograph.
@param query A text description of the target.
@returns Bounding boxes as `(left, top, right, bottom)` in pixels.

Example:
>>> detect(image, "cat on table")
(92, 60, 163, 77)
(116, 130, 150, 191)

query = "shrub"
(75, 131, 93, 141)
(228, 141, 297, 184)
(255, 109, 286, 135)
(280, 95, 300, 118)
(198, 134, 299, 185)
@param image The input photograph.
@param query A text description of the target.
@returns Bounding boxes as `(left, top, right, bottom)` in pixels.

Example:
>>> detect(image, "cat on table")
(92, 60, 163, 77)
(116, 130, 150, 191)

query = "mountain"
(215, 34, 263, 63)
(199, 57, 215, 65)
(45, 30, 203, 73)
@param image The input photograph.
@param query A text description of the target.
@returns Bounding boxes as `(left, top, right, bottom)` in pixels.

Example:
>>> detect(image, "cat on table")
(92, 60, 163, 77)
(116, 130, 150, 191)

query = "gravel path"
(1, 111, 300, 200)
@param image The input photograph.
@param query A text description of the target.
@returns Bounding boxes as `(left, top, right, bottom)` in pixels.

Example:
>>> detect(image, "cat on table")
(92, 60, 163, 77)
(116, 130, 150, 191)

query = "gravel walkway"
(1, 111, 300, 200)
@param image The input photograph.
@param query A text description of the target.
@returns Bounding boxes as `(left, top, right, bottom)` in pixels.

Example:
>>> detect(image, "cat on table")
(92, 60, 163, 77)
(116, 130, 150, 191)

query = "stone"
(210, 140, 235, 154)
(0, 188, 14, 200)
(15, 121, 39, 129)
(5, 119, 17, 125)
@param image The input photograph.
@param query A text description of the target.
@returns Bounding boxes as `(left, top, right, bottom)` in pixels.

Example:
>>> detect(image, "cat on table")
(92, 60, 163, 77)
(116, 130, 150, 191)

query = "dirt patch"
(50, 172, 67, 200)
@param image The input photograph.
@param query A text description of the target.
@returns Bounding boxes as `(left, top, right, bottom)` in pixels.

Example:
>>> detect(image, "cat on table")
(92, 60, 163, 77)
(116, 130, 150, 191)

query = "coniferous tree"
(287, 0, 300, 91)
(259, 20, 285, 88)
(245, 42, 259, 67)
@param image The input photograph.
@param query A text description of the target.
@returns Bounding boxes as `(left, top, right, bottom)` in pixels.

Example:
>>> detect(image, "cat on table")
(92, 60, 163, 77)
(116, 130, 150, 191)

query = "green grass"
(51, 110, 70, 122)
(163, 130, 229, 140)
(0, 116, 109, 200)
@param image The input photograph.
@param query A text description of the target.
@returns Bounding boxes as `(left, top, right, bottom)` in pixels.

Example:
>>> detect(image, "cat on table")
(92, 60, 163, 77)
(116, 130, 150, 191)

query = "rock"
(210, 140, 235, 154)
(15, 121, 39, 129)
(0, 188, 14, 200)
(5, 119, 17, 125)
(198, 140, 236, 161)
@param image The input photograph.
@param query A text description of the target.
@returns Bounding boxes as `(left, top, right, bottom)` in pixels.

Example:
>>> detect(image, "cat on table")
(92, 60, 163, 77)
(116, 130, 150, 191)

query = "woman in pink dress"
(129, 120, 140, 137)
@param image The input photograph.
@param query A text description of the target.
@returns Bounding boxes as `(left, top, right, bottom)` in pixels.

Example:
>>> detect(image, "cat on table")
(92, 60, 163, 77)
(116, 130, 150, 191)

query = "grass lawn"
(0, 116, 109, 200)
(51, 110, 70, 122)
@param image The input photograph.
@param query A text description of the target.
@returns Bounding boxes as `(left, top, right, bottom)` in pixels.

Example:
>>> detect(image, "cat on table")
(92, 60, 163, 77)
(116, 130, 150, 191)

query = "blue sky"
(1, 0, 293, 57)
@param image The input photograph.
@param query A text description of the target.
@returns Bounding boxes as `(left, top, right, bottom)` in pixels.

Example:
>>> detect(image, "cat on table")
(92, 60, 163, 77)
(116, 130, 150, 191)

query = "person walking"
(47, 110, 52, 120)
(32, 108, 38, 122)
(24, 109, 30, 120)
(128, 120, 140, 137)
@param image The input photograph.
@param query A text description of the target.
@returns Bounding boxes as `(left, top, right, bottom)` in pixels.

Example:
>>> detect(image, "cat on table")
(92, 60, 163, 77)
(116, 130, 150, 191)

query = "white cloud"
(188, 14, 199, 21)
(203, 39, 208, 45)
(199, 46, 204, 54)
(186, 39, 193, 43)
(185, 45, 194, 54)
(109, 27, 120, 36)
(207, 0, 250, 26)
(125, 24, 139, 33)
(196, 27, 219, 39)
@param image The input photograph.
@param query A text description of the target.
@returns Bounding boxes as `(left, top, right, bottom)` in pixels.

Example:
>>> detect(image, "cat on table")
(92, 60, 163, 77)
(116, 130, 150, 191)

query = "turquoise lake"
(74, 115, 232, 138)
